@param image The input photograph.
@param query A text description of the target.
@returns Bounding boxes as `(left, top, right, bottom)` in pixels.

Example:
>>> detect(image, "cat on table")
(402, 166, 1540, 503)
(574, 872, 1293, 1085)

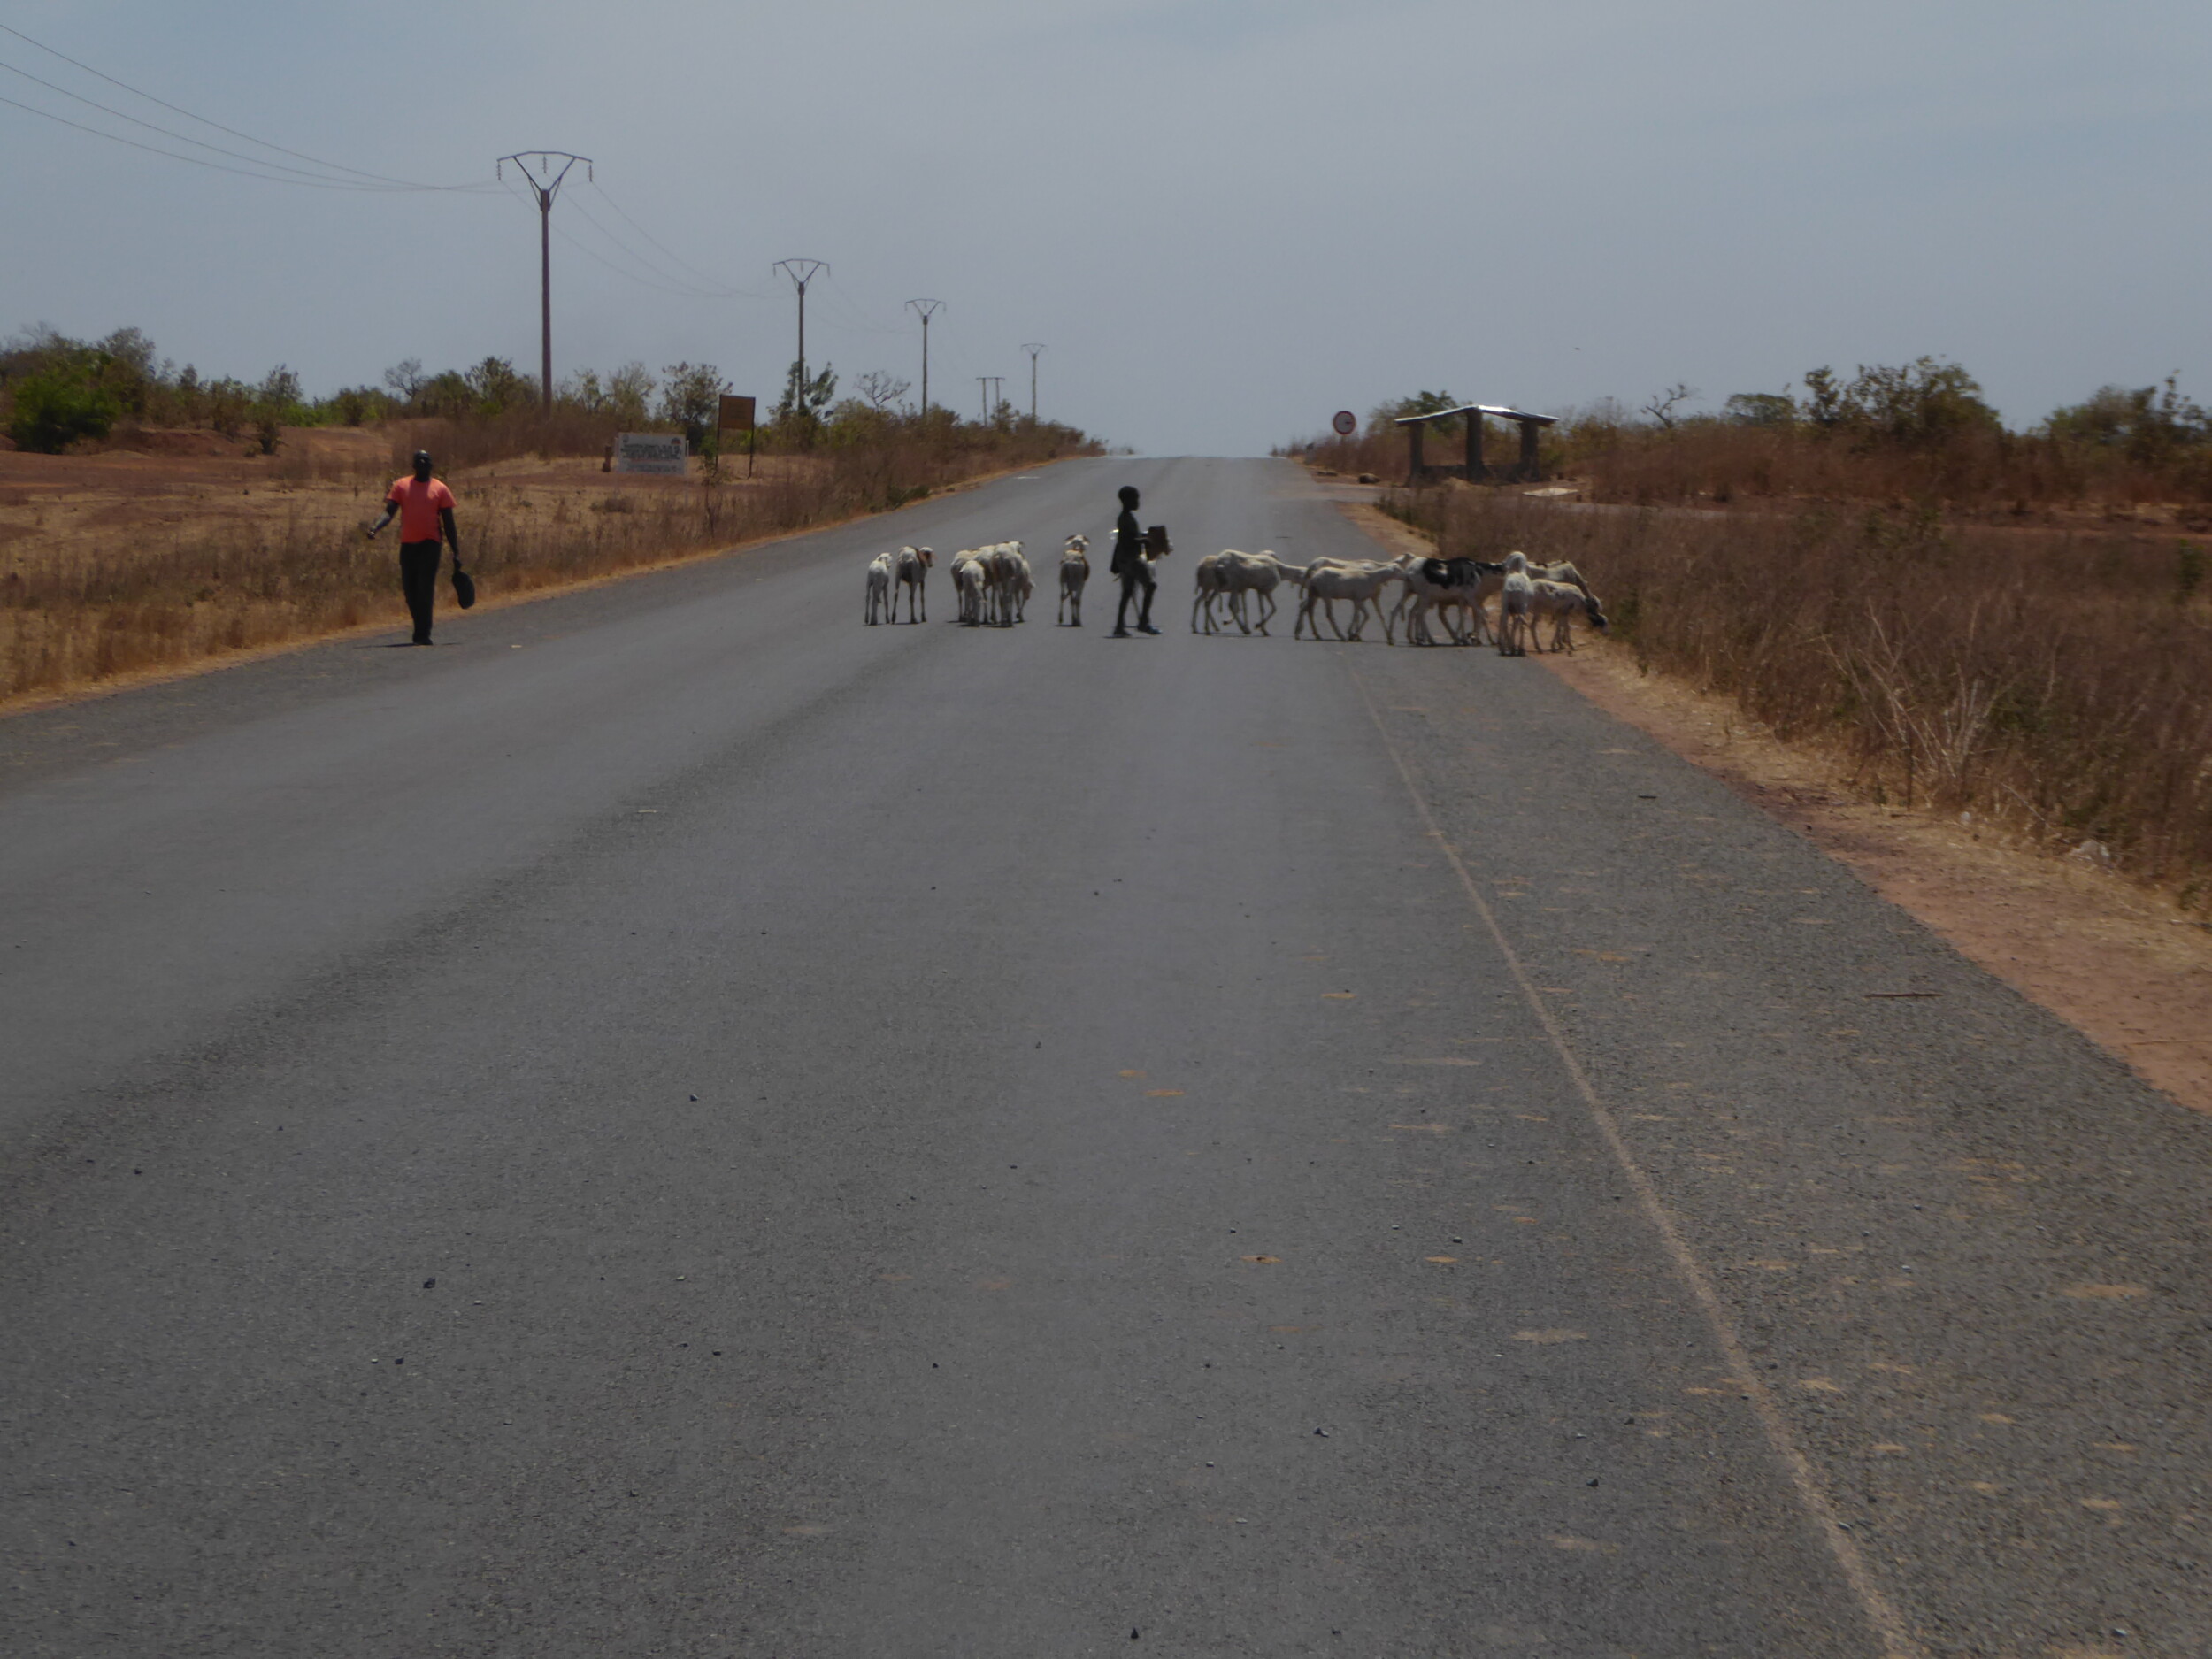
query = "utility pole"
(774, 259, 827, 416)
(905, 299, 943, 417)
(978, 377, 1003, 424)
(1021, 343, 1045, 423)
(496, 152, 590, 409)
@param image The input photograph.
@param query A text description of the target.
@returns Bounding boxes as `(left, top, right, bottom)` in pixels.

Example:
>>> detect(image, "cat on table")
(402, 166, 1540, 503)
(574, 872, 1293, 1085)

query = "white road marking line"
(1350, 664, 1924, 1659)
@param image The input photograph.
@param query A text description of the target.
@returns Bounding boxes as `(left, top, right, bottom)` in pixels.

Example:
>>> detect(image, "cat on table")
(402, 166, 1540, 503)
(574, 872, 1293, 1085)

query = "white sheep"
(1495, 551, 1535, 657)
(1190, 552, 1227, 633)
(1216, 549, 1294, 635)
(950, 549, 987, 626)
(1058, 534, 1090, 626)
(864, 551, 895, 626)
(979, 541, 1026, 626)
(1529, 577, 1608, 653)
(895, 544, 933, 623)
(1392, 555, 1502, 647)
(1294, 559, 1405, 642)
(1528, 558, 1596, 600)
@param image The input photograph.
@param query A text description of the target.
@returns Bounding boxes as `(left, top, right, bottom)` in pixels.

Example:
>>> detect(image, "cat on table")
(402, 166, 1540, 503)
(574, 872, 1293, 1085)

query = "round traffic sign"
(1331, 410, 1356, 436)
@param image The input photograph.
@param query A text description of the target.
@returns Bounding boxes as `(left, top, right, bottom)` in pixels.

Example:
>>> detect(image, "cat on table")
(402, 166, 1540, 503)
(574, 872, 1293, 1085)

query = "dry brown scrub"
(0, 423, 1093, 703)
(1386, 486, 2212, 902)
(1299, 421, 2212, 524)
(1566, 422, 2212, 521)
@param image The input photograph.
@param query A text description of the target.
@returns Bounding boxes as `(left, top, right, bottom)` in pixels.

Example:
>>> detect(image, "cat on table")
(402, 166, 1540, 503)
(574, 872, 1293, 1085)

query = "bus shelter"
(1393, 403, 1556, 485)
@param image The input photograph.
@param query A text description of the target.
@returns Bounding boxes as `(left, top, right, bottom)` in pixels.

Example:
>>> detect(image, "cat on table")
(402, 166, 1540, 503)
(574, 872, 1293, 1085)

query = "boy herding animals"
(1110, 483, 1158, 636)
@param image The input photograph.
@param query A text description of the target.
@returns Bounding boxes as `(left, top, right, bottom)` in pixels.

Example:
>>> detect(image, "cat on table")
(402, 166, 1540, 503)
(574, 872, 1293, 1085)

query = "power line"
(0, 90, 425, 190)
(585, 180, 766, 298)
(565, 193, 743, 298)
(0, 56, 441, 190)
(0, 19, 485, 191)
(498, 172, 743, 302)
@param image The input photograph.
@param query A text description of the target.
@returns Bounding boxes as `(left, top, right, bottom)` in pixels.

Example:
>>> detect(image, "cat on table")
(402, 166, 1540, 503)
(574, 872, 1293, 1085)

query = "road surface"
(4, 457, 2207, 1657)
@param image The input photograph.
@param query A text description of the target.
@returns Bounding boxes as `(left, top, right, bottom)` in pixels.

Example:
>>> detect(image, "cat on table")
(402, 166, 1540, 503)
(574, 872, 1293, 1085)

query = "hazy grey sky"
(4, 2, 2207, 454)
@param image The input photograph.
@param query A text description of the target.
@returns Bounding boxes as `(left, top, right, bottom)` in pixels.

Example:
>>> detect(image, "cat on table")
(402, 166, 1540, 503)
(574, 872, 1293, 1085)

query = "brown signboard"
(718, 395, 756, 433)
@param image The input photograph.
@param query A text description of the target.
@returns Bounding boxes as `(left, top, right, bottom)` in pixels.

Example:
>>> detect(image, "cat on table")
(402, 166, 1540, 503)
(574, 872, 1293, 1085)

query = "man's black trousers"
(399, 541, 442, 643)
(1115, 562, 1156, 631)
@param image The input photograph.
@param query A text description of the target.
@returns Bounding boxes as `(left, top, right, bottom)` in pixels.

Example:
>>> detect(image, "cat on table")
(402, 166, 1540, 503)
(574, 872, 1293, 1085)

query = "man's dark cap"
(1118, 485, 1140, 505)
(412, 449, 434, 469)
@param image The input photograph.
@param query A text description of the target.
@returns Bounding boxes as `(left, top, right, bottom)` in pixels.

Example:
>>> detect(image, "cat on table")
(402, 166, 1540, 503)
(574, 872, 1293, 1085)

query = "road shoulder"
(1334, 493, 2212, 1118)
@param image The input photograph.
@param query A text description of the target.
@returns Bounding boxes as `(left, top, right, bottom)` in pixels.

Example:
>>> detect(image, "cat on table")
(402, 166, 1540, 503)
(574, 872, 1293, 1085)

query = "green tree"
(205, 376, 251, 439)
(1801, 367, 1846, 432)
(773, 358, 837, 432)
(6, 366, 118, 451)
(249, 364, 303, 454)
(2046, 375, 2209, 463)
(1724, 391, 1796, 427)
(1370, 389, 1461, 437)
(658, 361, 729, 449)
(465, 356, 534, 416)
(607, 362, 655, 427)
(1842, 357, 1999, 448)
(416, 370, 477, 419)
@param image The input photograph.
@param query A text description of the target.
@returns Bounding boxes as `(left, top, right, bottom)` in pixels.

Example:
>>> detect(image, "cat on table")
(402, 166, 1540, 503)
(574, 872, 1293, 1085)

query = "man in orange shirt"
(365, 449, 463, 645)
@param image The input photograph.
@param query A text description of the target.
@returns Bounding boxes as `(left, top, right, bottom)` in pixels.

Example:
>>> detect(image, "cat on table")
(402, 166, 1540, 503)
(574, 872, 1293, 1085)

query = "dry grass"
(0, 422, 1094, 704)
(1563, 423, 2212, 522)
(1384, 485, 2212, 903)
(1296, 421, 2212, 525)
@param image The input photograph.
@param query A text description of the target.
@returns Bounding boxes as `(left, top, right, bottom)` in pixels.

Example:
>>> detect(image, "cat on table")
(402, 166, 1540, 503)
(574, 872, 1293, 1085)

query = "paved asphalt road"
(4, 457, 2208, 1658)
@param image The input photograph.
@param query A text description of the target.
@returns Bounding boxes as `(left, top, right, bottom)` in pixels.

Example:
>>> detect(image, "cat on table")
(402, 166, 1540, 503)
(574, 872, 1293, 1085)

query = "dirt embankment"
(1333, 487, 2212, 1118)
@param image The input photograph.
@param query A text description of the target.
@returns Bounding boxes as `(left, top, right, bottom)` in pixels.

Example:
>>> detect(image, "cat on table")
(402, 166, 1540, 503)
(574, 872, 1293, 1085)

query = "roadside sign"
(614, 432, 687, 474)
(1332, 410, 1356, 436)
(718, 395, 756, 433)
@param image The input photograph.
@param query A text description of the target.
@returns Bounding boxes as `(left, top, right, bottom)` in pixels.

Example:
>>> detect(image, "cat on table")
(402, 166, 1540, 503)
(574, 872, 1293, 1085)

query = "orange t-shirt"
(385, 476, 456, 542)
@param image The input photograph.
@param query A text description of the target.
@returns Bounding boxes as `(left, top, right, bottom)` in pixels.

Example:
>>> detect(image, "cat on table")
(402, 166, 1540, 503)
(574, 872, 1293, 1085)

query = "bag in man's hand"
(451, 564, 477, 610)
(1144, 524, 1172, 557)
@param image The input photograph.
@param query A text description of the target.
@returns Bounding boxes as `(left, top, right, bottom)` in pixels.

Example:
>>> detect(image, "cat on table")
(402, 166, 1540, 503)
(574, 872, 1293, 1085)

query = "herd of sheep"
(864, 537, 1608, 655)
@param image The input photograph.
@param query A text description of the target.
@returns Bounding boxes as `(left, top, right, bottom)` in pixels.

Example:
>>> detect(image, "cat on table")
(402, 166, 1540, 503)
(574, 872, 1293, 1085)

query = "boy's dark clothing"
(1110, 507, 1144, 576)
(399, 541, 442, 643)
(1111, 504, 1154, 632)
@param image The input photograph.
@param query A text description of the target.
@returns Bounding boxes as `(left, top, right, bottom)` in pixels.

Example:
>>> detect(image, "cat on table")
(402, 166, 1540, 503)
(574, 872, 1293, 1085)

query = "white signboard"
(615, 432, 687, 474)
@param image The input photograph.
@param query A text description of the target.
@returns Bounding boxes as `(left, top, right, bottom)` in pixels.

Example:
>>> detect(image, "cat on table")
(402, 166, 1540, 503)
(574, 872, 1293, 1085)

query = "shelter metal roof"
(1393, 403, 1556, 427)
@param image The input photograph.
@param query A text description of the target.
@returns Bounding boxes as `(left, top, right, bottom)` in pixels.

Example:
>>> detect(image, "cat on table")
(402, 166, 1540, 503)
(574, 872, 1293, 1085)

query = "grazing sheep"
(1527, 558, 1596, 601)
(864, 551, 895, 626)
(1191, 552, 1228, 633)
(1294, 559, 1405, 642)
(1495, 551, 1535, 657)
(894, 544, 933, 623)
(1529, 577, 1608, 652)
(1058, 534, 1090, 626)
